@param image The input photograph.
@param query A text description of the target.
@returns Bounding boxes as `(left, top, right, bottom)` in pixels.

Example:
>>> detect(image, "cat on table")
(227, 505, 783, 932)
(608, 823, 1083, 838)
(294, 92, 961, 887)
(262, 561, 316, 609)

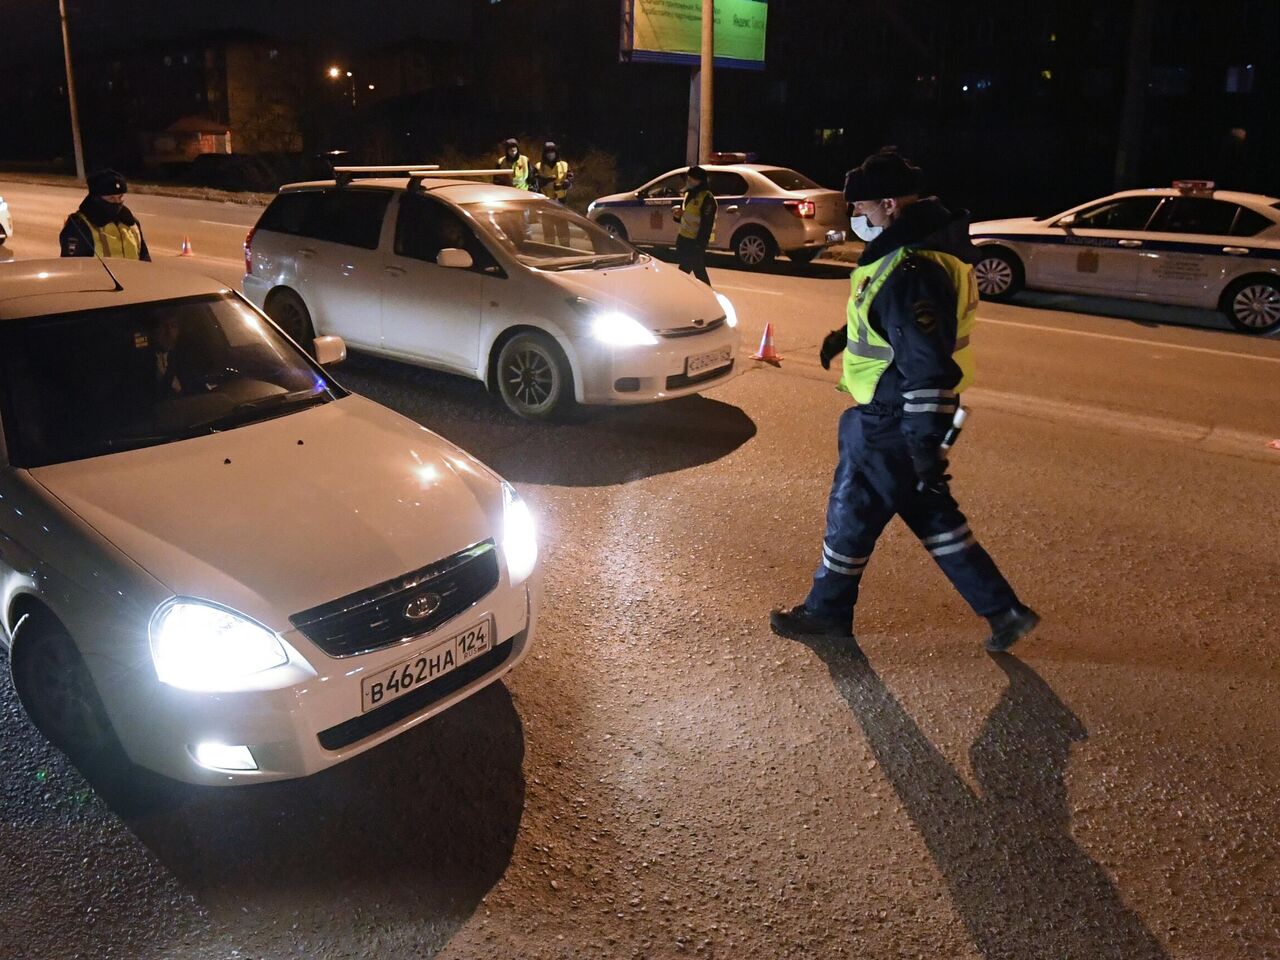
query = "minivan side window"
(307, 189, 393, 250)
(394, 193, 497, 271)
(257, 192, 320, 236)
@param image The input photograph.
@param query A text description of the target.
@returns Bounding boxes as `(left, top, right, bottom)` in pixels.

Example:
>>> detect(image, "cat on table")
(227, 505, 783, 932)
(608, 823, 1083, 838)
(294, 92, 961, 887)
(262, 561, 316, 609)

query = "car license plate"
(360, 619, 492, 713)
(687, 345, 732, 376)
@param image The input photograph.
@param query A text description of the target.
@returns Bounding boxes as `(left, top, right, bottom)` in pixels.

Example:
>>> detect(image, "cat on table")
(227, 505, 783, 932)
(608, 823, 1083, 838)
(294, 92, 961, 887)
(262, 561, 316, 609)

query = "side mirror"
(1057, 213, 1077, 228)
(313, 335, 346, 366)
(438, 247, 474, 270)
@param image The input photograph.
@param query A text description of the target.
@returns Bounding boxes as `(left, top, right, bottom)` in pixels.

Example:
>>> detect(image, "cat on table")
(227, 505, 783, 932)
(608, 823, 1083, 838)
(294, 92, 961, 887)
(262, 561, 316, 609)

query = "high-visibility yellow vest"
(678, 188, 715, 243)
(499, 154, 532, 190)
(74, 213, 144, 260)
(839, 246, 976, 402)
(536, 159, 569, 200)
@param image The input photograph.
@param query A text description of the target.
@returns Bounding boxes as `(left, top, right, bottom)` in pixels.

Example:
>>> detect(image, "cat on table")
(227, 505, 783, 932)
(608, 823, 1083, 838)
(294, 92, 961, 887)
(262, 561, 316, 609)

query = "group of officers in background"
(497, 138, 573, 202)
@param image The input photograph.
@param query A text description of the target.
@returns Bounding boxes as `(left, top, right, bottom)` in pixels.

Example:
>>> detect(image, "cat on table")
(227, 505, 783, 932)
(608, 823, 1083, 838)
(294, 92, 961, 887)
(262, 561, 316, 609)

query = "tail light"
(785, 200, 817, 219)
(243, 226, 256, 275)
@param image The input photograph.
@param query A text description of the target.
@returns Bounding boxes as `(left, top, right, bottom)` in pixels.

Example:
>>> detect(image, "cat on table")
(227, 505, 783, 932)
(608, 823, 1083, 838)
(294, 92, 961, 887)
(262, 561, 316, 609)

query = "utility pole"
(58, 0, 86, 182)
(698, 0, 714, 163)
(1114, 0, 1154, 190)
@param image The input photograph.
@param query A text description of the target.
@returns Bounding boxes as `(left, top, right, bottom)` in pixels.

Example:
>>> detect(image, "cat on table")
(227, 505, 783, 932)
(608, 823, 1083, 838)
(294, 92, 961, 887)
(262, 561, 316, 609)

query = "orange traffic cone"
(751, 322, 782, 367)
(178, 236, 194, 257)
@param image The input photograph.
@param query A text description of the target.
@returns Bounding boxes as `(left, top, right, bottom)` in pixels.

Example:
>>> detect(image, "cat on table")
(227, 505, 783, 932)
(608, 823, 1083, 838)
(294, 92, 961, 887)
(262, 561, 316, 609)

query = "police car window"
(395, 193, 492, 268)
(760, 169, 821, 191)
(645, 175, 686, 199)
(1231, 207, 1273, 237)
(1146, 197, 1237, 235)
(1069, 197, 1160, 230)
(708, 172, 749, 197)
(306, 189, 392, 249)
(257, 192, 319, 236)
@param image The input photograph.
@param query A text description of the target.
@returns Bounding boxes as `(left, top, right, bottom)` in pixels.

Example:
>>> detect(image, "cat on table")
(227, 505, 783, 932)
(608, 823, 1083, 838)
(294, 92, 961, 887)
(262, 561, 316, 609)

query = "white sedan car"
(0, 259, 538, 784)
(970, 181, 1280, 334)
(243, 168, 741, 420)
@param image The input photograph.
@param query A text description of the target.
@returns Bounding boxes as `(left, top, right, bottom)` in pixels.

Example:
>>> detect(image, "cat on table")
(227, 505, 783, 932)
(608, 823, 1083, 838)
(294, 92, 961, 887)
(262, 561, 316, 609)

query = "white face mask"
(850, 214, 883, 243)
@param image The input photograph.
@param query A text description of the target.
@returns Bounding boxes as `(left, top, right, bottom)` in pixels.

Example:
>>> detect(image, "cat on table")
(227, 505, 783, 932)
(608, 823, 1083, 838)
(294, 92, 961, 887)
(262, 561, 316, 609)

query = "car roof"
(278, 177, 536, 204)
(1104, 187, 1280, 207)
(0, 259, 231, 321)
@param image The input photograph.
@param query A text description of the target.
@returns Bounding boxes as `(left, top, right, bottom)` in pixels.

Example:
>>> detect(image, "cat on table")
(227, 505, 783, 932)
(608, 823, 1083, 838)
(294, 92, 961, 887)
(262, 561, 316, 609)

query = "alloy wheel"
(738, 235, 768, 265)
(975, 256, 1014, 296)
(1231, 284, 1280, 331)
(504, 346, 557, 410)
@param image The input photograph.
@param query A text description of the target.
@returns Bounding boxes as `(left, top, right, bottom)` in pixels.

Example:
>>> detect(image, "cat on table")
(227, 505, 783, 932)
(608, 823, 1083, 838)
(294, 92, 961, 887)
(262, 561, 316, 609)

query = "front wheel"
(11, 620, 119, 762)
(1222, 277, 1280, 335)
(496, 332, 575, 421)
(733, 227, 776, 269)
(973, 248, 1024, 301)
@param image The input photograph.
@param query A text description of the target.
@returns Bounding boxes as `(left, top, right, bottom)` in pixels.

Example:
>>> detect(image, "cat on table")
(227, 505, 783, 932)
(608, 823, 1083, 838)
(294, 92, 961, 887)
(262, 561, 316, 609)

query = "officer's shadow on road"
(338, 352, 758, 486)
(87, 682, 525, 958)
(804, 642, 1169, 960)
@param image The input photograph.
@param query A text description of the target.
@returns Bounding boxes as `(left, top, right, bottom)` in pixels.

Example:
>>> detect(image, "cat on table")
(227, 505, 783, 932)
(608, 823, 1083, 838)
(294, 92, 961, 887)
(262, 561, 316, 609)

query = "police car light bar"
(1172, 179, 1215, 192)
(706, 151, 752, 164)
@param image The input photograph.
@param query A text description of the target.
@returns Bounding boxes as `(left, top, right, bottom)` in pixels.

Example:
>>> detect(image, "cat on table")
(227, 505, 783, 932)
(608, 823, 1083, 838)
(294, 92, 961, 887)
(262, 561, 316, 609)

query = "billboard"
(621, 0, 768, 71)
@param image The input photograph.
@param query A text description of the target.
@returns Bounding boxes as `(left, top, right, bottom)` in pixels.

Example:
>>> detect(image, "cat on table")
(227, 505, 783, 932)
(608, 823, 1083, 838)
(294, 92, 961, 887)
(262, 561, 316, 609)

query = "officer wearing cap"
(673, 165, 716, 286)
(770, 149, 1039, 653)
(59, 169, 151, 261)
(498, 138, 532, 191)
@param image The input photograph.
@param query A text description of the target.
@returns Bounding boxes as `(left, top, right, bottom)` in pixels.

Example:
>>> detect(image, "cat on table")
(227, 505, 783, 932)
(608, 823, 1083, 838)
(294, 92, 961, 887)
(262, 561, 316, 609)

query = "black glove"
(911, 445, 952, 496)
(820, 327, 847, 369)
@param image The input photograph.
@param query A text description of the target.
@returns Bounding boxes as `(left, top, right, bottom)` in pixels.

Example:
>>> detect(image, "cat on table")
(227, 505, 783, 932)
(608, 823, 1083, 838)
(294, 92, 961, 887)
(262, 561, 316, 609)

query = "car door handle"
(1117, 239, 1142, 248)
(1222, 246, 1250, 256)
(384, 265, 406, 276)
(299, 247, 317, 259)
(725, 205, 740, 213)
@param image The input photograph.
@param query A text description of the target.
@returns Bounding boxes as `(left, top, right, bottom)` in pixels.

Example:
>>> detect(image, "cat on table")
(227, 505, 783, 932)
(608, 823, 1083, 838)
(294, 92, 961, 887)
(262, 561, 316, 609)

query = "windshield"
(462, 199, 639, 269)
(0, 293, 343, 467)
(760, 168, 821, 191)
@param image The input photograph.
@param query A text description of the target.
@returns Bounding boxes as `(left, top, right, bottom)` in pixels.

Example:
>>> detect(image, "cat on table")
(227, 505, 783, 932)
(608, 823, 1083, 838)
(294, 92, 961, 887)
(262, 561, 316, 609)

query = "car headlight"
(715, 292, 738, 328)
(590, 310, 657, 346)
(149, 600, 289, 691)
(501, 481, 538, 586)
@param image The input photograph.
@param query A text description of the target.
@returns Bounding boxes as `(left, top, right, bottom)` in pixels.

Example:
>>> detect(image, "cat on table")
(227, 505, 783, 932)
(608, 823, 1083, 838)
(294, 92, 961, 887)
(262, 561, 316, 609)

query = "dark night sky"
(2, 0, 472, 61)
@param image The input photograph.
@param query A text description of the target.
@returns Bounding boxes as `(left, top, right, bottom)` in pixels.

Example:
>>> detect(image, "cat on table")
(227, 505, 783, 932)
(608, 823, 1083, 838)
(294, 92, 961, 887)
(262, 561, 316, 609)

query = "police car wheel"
(974, 249, 1023, 301)
(265, 289, 316, 355)
(496, 332, 574, 421)
(734, 228, 775, 269)
(1223, 278, 1280, 335)
(598, 216, 627, 241)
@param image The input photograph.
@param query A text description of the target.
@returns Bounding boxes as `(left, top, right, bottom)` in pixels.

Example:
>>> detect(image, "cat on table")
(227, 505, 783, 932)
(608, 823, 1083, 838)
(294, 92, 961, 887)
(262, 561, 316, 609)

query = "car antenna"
(96, 255, 123, 292)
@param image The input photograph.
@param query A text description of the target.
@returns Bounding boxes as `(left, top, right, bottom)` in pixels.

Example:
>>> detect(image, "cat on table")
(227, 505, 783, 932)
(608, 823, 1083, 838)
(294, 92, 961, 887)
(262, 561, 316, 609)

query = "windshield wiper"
(188, 388, 329, 433)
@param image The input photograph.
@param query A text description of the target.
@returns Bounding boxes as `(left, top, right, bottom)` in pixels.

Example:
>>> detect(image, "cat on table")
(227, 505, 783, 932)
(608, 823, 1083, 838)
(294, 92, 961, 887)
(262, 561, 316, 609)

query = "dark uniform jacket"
(59, 196, 152, 261)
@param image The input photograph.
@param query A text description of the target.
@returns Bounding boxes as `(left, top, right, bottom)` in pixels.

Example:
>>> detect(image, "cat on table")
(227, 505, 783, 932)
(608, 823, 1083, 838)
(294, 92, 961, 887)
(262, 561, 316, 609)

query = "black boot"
(985, 603, 1041, 653)
(769, 604, 853, 642)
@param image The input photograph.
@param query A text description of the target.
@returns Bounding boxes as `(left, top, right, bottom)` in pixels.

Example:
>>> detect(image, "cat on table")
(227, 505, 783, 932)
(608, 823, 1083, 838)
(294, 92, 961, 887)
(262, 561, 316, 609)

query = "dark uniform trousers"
(804, 403, 1018, 626)
(676, 235, 711, 285)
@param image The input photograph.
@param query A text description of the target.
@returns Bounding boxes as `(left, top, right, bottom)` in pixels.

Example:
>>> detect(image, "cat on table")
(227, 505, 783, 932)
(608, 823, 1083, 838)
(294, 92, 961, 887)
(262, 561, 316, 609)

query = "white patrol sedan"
(970, 181, 1280, 334)
(588, 158, 846, 269)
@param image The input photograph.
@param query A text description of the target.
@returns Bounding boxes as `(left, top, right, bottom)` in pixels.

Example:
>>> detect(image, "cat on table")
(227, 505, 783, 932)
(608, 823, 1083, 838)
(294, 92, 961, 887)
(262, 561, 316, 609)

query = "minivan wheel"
(265, 289, 316, 354)
(733, 227, 776, 269)
(496, 332, 575, 421)
(1222, 277, 1280, 335)
(11, 620, 119, 762)
(973, 248, 1024, 301)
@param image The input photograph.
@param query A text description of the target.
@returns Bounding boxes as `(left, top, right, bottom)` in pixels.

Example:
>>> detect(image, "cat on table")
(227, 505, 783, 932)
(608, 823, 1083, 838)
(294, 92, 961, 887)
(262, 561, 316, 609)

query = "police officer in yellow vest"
(673, 165, 716, 286)
(59, 169, 151, 261)
(498, 138, 533, 191)
(770, 150, 1039, 654)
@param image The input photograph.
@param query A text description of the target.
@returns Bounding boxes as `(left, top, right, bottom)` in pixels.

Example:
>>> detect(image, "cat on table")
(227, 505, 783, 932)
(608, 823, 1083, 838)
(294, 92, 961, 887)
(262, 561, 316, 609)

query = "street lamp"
(326, 65, 356, 107)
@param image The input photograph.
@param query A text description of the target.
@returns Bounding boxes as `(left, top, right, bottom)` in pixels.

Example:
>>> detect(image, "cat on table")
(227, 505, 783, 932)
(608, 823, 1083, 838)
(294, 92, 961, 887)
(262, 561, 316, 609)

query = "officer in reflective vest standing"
(59, 169, 151, 261)
(498, 138, 532, 191)
(535, 141, 572, 246)
(673, 165, 716, 286)
(770, 150, 1039, 653)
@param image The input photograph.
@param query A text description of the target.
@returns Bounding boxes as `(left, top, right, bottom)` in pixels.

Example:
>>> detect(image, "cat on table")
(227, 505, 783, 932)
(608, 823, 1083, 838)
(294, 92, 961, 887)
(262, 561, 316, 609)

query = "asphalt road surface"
(2, 180, 1278, 960)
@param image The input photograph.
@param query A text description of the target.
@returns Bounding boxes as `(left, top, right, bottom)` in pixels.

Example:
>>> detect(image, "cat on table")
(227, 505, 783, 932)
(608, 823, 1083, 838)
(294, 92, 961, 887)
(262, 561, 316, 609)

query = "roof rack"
(332, 164, 515, 189)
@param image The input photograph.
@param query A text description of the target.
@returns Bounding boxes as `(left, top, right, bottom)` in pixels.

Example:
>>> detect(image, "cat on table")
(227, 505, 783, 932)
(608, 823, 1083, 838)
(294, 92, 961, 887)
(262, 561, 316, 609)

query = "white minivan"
(242, 169, 741, 419)
(0, 258, 538, 784)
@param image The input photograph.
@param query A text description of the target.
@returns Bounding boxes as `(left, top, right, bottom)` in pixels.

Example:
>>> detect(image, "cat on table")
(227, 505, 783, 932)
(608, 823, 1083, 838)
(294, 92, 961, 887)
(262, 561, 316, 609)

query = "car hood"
(28, 396, 502, 633)
(545, 259, 724, 331)
(970, 216, 1043, 235)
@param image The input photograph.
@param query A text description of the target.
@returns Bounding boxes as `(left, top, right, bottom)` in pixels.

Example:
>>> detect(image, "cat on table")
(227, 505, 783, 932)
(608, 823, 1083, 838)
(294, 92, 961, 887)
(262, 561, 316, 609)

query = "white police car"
(970, 181, 1280, 334)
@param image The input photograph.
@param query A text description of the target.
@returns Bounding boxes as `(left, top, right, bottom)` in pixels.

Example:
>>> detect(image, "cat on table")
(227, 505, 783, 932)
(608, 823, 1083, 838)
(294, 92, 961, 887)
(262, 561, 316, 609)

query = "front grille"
(290, 540, 499, 658)
(658, 316, 726, 339)
(317, 637, 517, 750)
(666, 359, 735, 391)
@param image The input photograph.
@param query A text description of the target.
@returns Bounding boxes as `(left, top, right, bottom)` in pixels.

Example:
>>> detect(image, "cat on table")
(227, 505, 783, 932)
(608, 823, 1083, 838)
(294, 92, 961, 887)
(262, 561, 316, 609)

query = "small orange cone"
(751, 322, 782, 367)
(178, 235, 194, 257)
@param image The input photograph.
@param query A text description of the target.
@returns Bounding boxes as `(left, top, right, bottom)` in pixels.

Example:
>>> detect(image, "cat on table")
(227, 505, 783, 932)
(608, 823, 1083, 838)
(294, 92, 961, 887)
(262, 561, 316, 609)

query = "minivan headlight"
(501, 481, 538, 586)
(590, 310, 657, 346)
(150, 600, 288, 691)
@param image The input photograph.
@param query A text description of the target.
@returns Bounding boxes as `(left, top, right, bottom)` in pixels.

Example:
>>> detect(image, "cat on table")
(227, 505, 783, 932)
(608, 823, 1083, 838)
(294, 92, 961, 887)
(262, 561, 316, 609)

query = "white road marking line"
(715, 283, 784, 297)
(197, 219, 248, 227)
(977, 315, 1280, 364)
